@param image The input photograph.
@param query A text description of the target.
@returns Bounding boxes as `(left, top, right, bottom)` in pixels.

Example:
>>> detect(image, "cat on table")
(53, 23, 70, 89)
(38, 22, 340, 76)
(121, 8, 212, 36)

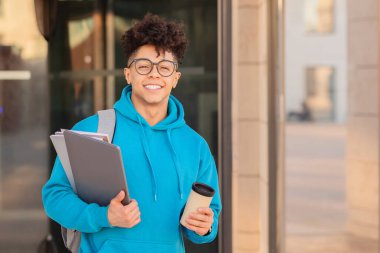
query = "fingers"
(123, 213, 141, 228)
(123, 199, 141, 227)
(188, 208, 214, 223)
(124, 202, 140, 220)
(108, 197, 141, 228)
(189, 208, 214, 223)
(129, 217, 141, 228)
(188, 212, 213, 223)
(183, 208, 214, 236)
(129, 209, 141, 222)
(197, 207, 214, 216)
(117, 190, 125, 200)
(111, 191, 125, 205)
(125, 199, 138, 209)
(186, 214, 212, 228)
(183, 223, 207, 235)
(182, 221, 210, 236)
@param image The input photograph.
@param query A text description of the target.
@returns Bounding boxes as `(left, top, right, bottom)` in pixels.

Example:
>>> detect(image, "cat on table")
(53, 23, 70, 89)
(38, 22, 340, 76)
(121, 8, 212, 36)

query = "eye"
(160, 66, 170, 71)
(159, 62, 173, 71)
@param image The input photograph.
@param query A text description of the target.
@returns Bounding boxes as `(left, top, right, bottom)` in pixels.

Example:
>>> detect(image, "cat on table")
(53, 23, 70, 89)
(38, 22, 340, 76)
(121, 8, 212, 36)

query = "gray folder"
(63, 130, 130, 206)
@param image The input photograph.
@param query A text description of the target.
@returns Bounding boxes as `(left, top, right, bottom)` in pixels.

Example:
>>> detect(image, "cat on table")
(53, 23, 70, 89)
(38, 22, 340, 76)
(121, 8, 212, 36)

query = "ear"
(173, 71, 181, 89)
(124, 68, 131, 84)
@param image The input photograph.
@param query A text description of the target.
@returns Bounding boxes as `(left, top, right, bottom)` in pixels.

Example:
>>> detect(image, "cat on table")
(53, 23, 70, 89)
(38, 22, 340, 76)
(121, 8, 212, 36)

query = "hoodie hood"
(114, 85, 186, 130)
(113, 85, 186, 201)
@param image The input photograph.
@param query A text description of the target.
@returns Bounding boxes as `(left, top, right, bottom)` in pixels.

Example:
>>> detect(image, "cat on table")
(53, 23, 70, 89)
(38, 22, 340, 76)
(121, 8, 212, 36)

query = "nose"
(148, 64, 160, 78)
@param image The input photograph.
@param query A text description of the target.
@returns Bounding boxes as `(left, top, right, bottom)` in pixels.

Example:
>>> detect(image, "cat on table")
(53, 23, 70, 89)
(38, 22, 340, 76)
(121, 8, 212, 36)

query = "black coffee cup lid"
(192, 182, 215, 197)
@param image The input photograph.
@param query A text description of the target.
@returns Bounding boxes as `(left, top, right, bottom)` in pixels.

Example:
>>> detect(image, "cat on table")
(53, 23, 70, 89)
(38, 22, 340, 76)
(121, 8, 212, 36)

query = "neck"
(132, 99, 168, 127)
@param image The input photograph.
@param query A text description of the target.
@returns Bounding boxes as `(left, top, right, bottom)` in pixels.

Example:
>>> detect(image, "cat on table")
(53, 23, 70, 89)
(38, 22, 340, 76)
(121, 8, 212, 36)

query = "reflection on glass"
(69, 17, 96, 118)
(305, 0, 334, 33)
(305, 66, 334, 121)
(0, 0, 48, 251)
(49, 1, 101, 132)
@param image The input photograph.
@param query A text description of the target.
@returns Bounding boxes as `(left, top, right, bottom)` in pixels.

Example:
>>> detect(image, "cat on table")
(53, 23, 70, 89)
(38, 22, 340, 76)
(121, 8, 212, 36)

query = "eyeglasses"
(127, 58, 178, 77)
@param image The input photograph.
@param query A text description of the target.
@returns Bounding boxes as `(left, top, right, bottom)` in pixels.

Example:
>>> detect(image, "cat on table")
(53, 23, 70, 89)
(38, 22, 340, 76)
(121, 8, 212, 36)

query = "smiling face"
(124, 44, 181, 111)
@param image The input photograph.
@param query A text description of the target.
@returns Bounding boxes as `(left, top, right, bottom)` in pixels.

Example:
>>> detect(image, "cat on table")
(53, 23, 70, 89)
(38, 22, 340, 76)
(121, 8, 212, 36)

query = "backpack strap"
(97, 109, 116, 142)
(61, 227, 80, 253)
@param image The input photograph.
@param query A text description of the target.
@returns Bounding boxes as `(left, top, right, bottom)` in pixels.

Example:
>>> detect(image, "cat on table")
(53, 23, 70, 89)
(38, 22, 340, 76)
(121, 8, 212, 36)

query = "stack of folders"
(50, 130, 130, 206)
(50, 130, 111, 193)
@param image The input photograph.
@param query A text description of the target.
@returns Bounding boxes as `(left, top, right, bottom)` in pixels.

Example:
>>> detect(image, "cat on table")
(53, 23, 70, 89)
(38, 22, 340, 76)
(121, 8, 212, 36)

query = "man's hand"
(107, 191, 141, 228)
(182, 207, 214, 236)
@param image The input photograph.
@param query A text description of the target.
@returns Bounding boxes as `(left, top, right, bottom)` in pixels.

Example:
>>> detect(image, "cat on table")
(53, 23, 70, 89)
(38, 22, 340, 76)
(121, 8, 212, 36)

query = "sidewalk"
(285, 123, 378, 253)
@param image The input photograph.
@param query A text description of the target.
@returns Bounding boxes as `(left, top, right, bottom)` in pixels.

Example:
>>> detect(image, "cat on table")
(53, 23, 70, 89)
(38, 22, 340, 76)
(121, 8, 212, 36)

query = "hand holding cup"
(180, 183, 215, 235)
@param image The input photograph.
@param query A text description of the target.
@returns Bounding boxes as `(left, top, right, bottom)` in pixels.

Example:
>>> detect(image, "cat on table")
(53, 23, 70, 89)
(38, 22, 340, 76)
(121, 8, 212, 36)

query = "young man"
(42, 13, 222, 252)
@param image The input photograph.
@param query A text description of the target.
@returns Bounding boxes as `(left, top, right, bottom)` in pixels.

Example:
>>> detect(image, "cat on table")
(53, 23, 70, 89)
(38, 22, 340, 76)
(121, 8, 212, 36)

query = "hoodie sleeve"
(42, 116, 112, 233)
(182, 139, 222, 244)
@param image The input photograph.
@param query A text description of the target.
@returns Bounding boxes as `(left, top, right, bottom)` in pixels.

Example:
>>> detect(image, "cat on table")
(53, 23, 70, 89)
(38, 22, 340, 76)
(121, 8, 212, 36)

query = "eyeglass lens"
(135, 59, 175, 77)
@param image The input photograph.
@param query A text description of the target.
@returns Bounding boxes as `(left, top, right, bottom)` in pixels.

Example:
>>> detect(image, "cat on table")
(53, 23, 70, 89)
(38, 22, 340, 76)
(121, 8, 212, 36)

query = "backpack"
(61, 109, 116, 253)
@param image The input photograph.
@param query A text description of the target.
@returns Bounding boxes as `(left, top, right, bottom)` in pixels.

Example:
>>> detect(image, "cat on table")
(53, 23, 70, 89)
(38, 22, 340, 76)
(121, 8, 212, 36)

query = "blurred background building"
(0, 0, 378, 253)
(286, 0, 347, 123)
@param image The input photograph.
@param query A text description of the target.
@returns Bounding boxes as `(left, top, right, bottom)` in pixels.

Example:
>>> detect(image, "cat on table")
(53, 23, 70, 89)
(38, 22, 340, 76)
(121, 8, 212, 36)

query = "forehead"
(133, 44, 176, 61)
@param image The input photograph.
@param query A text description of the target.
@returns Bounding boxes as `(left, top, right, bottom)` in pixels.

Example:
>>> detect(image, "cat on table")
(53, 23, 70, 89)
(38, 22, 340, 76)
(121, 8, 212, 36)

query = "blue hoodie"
(42, 85, 222, 252)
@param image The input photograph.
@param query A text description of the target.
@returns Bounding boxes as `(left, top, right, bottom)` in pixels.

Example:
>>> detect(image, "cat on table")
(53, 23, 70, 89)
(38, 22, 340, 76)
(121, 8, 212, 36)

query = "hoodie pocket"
(98, 239, 181, 253)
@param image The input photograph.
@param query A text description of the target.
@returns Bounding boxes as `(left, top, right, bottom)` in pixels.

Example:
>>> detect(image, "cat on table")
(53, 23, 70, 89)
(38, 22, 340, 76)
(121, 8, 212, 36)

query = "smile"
(144, 85, 162, 90)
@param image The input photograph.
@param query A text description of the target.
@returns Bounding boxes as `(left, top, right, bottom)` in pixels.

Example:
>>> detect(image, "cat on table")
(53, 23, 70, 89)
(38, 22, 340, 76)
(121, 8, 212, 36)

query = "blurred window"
(305, 66, 335, 121)
(305, 0, 334, 33)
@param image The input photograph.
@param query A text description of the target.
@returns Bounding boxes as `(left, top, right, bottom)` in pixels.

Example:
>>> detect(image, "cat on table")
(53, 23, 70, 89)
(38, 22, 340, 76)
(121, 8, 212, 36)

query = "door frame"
(268, 0, 286, 252)
(218, 0, 233, 252)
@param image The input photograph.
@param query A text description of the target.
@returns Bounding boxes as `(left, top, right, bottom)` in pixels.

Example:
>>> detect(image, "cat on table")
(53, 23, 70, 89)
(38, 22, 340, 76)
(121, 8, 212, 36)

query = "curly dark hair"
(121, 13, 188, 65)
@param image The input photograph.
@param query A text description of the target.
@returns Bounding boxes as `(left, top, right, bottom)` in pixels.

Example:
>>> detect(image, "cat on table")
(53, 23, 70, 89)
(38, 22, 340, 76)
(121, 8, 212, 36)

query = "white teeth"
(145, 85, 161, 90)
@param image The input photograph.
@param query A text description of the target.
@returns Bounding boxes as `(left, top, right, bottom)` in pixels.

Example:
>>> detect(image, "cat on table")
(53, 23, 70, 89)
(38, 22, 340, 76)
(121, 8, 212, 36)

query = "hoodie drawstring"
(167, 129, 184, 199)
(137, 116, 158, 201)
(114, 85, 186, 202)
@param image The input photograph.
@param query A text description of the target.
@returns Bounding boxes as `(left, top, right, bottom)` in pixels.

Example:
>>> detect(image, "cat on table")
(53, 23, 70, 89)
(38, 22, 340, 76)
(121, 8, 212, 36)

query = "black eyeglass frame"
(127, 58, 179, 77)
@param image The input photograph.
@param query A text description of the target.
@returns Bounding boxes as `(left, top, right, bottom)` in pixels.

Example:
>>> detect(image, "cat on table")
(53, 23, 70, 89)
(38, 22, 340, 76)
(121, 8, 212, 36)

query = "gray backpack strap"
(97, 109, 116, 142)
(61, 227, 81, 253)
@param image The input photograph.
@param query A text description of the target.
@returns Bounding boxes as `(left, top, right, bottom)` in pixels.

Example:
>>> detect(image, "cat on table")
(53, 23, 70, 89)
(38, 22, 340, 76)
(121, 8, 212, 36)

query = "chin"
(143, 98, 165, 105)
(144, 95, 169, 104)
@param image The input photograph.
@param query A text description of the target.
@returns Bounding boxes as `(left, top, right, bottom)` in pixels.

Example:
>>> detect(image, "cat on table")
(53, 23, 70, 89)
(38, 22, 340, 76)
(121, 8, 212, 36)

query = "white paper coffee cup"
(180, 182, 215, 226)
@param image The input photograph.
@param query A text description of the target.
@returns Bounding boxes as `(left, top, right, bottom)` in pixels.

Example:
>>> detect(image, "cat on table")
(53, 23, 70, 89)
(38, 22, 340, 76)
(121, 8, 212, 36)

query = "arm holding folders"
(44, 109, 135, 253)
(63, 130, 131, 206)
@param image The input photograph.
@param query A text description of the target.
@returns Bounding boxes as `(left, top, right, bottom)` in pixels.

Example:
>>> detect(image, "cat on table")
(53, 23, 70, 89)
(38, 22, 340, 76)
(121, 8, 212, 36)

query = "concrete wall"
(285, 0, 347, 123)
(232, 0, 269, 252)
(346, 0, 379, 240)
